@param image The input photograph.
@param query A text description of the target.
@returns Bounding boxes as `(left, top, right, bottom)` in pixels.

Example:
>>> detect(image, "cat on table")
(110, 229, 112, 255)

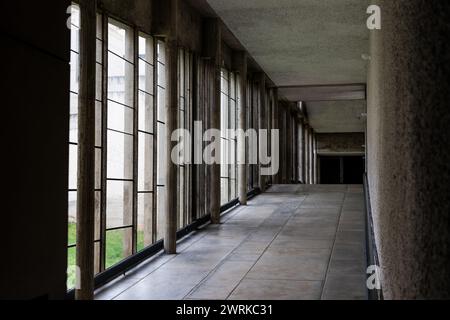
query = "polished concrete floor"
(95, 185, 367, 300)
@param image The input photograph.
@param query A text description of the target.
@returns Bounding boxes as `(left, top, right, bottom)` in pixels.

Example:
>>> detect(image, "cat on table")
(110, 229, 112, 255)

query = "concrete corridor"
(96, 185, 367, 300)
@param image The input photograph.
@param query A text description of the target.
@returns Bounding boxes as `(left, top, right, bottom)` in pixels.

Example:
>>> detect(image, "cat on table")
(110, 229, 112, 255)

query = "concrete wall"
(178, 0, 202, 52)
(1, 0, 70, 299)
(367, 0, 450, 299)
(101, 0, 153, 33)
(101, 0, 202, 52)
(317, 133, 364, 154)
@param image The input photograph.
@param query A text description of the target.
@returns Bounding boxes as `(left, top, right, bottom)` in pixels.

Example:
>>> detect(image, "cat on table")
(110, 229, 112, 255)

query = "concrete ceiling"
(306, 100, 366, 133)
(207, 0, 370, 86)
(206, 0, 370, 133)
(279, 84, 366, 102)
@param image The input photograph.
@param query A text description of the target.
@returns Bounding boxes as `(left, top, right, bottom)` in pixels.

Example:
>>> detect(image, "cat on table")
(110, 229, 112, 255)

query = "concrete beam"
(279, 84, 366, 102)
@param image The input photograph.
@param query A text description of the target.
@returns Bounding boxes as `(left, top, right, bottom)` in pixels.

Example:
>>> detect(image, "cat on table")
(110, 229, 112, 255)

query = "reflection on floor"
(95, 184, 367, 300)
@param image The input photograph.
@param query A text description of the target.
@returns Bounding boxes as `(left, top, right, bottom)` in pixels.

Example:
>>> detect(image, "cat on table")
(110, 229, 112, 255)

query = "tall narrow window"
(220, 69, 238, 205)
(177, 48, 193, 229)
(67, 3, 80, 290)
(67, 5, 103, 289)
(106, 19, 135, 268)
(137, 33, 155, 251)
(156, 40, 167, 241)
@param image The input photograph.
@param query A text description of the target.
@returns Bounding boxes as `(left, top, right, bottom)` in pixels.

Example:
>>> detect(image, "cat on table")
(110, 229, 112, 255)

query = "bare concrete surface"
(95, 185, 367, 300)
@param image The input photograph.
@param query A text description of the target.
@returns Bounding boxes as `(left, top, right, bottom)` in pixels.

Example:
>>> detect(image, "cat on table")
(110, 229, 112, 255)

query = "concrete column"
(304, 124, 309, 184)
(75, 0, 97, 300)
(159, 0, 179, 254)
(272, 89, 280, 184)
(285, 105, 292, 183)
(314, 134, 319, 184)
(164, 39, 178, 253)
(298, 117, 304, 183)
(309, 128, 314, 184)
(233, 51, 248, 205)
(313, 133, 317, 184)
(258, 73, 267, 191)
(294, 116, 298, 183)
(204, 19, 222, 224)
(310, 131, 314, 184)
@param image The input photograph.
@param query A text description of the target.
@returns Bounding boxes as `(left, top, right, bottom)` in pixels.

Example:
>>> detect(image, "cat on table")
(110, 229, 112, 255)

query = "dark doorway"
(320, 157, 341, 184)
(343, 156, 364, 184)
(319, 156, 364, 184)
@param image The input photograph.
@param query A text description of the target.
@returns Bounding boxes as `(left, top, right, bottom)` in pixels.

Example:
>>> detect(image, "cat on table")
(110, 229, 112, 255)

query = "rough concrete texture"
(307, 100, 367, 133)
(178, 0, 203, 52)
(317, 133, 365, 154)
(100, 0, 153, 33)
(367, 0, 450, 299)
(206, 0, 370, 86)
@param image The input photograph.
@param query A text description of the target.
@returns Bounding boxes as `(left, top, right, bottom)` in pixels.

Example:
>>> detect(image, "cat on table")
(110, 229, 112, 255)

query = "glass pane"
(107, 100, 134, 134)
(70, 51, 79, 93)
(96, 63, 103, 101)
(178, 166, 185, 229)
(179, 51, 185, 97)
(106, 180, 133, 229)
(230, 73, 236, 100)
(95, 101, 102, 147)
(139, 59, 154, 94)
(70, 25, 80, 53)
(138, 91, 154, 133)
(107, 130, 134, 180)
(107, 53, 134, 107)
(94, 242, 101, 275)
(221, 178, 228, 206)
(156, 186, 165, 241)
(157, 40, 166, 65)
(157, 86, 166, 123)
(95, 191, 101, 241)
(179, 96, 185, 112)
(156, 123, 167, 186)
(68, 191, 77, 245)
(106, 228, 133, 269)
(108, 19, 134, 61)
(96, 13, 103, 40)
(230, 179, 236, 200)
(138, 132, 154, 192)
(137, 193, 153, 251)
(157, 62, 166, 90)
(139, 34, 154, 64)
(67, 246, 77, 289)
(230, 140, 236, 179)
(221, 139, 227, 177)
(68, 144, 78, 190)
(95, 148, 102, 190)
(230, 99, 236, 130)
(221, 72, 229, 94)
(69, 95, 78, 144)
